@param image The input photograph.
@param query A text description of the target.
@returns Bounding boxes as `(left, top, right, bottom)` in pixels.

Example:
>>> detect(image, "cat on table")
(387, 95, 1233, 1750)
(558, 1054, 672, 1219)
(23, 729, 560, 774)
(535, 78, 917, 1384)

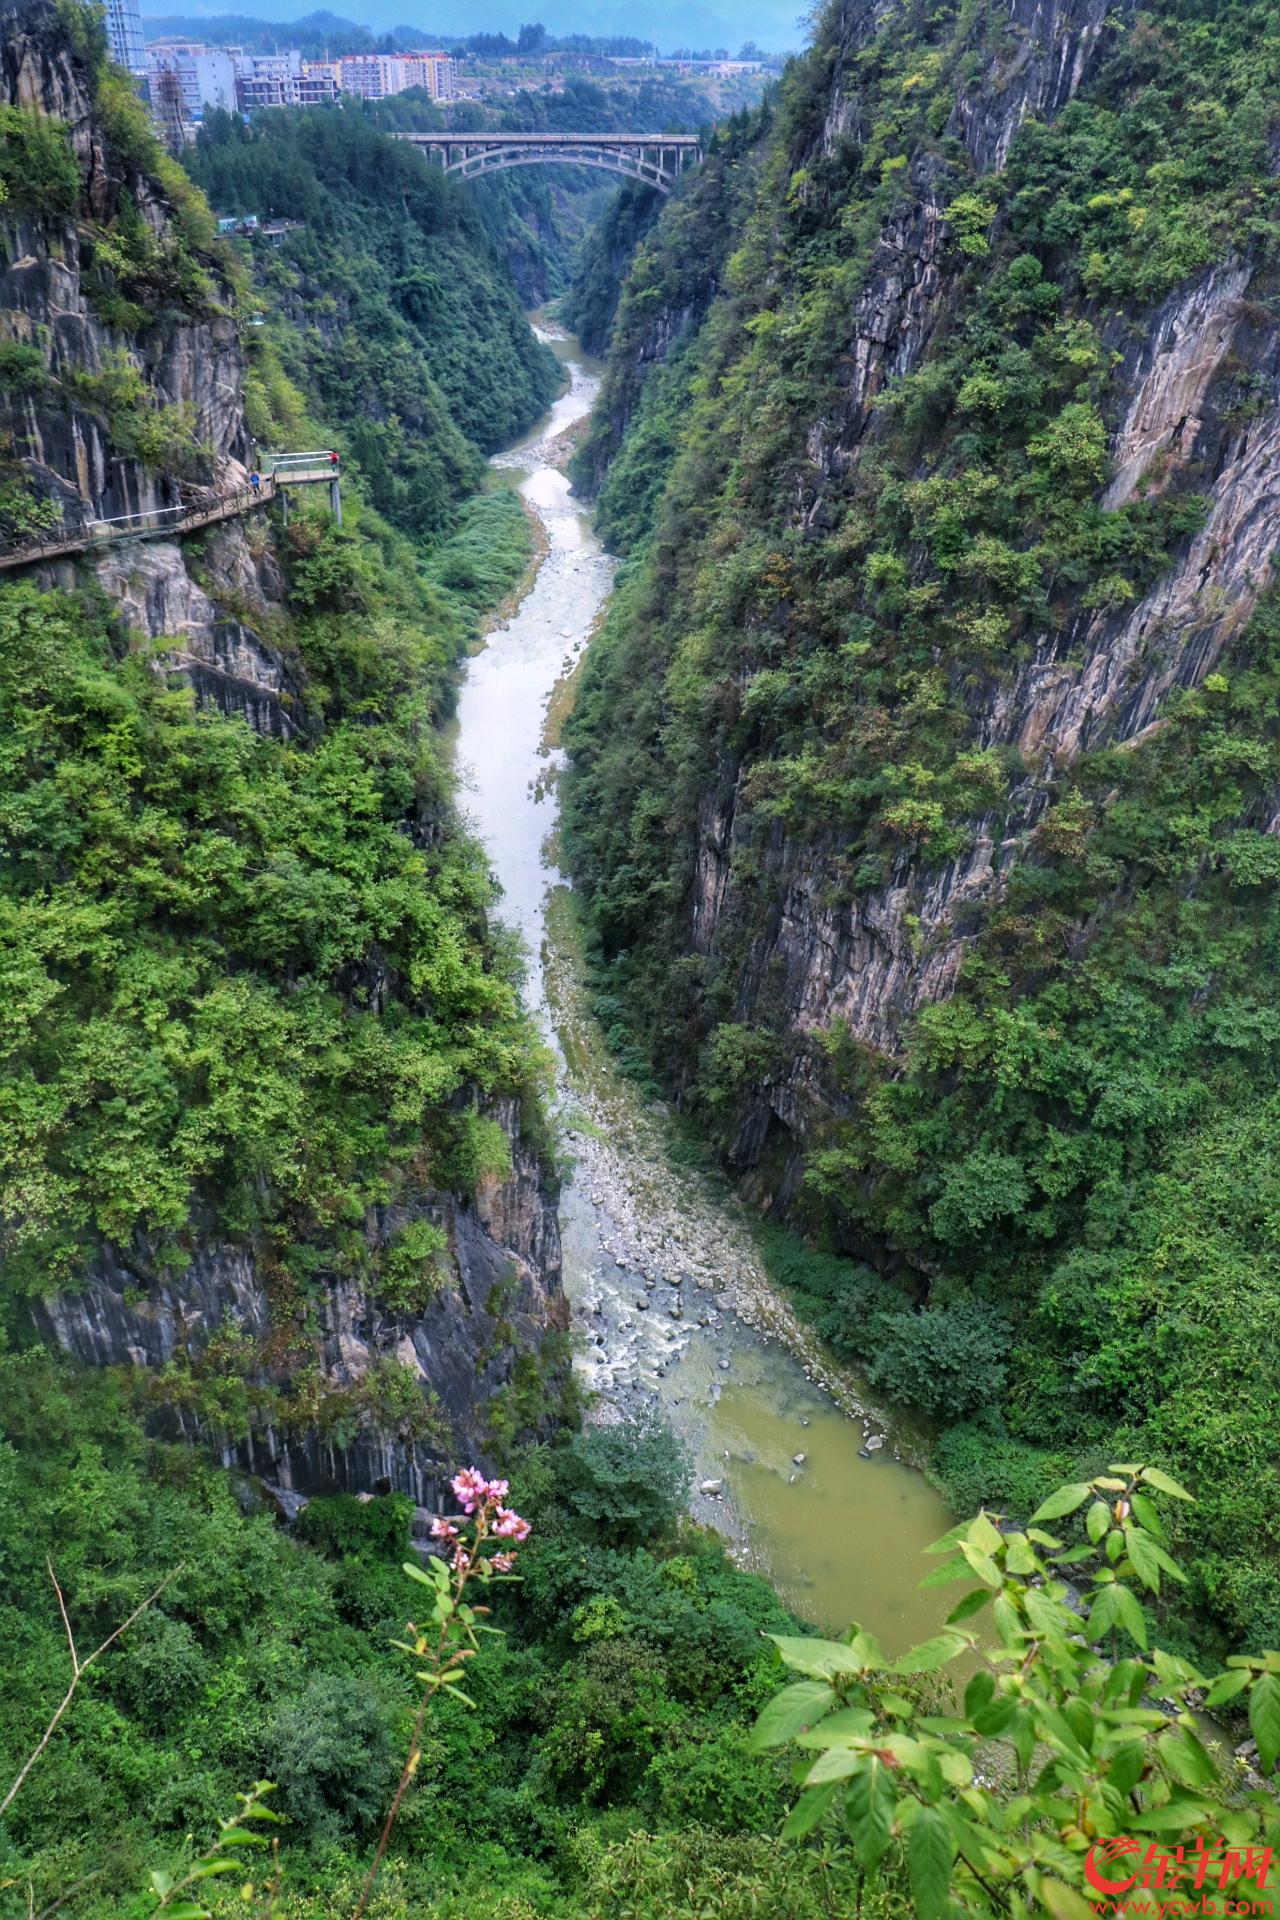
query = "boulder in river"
(793, 1452, 807, 1466)
(699, 1479, 724, 1496)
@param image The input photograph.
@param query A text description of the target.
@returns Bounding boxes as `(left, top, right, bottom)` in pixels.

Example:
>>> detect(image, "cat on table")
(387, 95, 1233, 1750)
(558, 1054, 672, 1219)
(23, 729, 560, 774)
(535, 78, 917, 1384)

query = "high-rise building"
(104, 0, 146, 74)
(332, 51, 456, 101)
(147, 43, 239, 118)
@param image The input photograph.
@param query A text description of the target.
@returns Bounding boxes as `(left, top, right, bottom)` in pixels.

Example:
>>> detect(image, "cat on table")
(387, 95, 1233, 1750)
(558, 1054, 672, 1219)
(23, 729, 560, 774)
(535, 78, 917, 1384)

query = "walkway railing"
(0, 455, 341, 572)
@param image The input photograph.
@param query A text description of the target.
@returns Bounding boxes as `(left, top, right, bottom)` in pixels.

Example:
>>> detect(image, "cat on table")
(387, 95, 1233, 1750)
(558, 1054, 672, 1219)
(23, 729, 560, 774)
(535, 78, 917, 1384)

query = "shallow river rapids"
(453, 323, 954, 1651)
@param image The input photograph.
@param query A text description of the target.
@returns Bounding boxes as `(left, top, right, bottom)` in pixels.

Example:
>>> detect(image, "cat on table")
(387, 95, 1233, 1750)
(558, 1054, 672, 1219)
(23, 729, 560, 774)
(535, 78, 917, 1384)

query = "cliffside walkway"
(397, 130, 702, 195)
(0, 452, 341, 574)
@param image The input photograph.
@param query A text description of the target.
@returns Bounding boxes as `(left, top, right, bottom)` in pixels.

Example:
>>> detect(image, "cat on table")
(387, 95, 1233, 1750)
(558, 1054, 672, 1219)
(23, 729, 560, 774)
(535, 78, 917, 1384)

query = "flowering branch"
(351, 1469, 531, 1920)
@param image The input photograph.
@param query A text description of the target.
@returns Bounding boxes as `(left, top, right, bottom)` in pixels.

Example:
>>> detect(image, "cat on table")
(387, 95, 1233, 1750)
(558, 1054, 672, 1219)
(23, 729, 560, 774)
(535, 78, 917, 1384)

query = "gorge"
(5, 0, 1280, 1909)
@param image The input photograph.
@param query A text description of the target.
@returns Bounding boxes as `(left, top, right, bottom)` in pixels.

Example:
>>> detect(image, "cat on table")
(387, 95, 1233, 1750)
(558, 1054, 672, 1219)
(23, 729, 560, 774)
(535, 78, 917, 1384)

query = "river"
(453, 321, 954, 1653)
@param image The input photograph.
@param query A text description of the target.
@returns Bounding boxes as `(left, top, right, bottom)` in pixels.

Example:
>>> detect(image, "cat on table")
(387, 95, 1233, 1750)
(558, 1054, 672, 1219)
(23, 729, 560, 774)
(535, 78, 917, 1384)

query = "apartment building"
(147, 42, 238, 116)
(105, 0, 146, 73)
(329, 51, 457, 100)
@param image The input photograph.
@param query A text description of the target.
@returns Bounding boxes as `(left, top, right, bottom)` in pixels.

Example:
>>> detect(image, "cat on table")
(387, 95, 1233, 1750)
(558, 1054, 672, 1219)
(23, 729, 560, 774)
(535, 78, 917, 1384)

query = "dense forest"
(565, 0, 1280, 1661)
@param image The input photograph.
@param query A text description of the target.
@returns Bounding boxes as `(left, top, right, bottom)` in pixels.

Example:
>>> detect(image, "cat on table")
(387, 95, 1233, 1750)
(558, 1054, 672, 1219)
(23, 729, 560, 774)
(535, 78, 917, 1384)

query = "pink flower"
(450, 1467, 488, 1514)
(430, 1517, 459, 1542)
(493, 1507, 531, 1542)
(452, 1546, 471, 1572)
(491, 1551, 516, 1573)
(484, 1478, 510, 1503)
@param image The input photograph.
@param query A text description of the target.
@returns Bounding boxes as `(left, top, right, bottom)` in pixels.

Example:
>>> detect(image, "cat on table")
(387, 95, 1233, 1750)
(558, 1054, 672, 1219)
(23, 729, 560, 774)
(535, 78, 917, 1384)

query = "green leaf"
(1030, 1483, 1093, 1524)
(972, 1695, 1017, 1737)
(1139, 1468, 1195, 1502)
(968, 1511, 1004, 1555)
(1107, 1739, 1147, 1796)
(845, 1756, 896, 1874)
(1087, 1582, 1148, 1649)
(1123, 1523, 1162, 1593)
(796, 1708, 874, 1746)
(892, 1632, 967, 1674)
(1086, 1500, 1110, 1544)
(946, 1587, 992, 1625)
(1157, 1727, 1218, 1790)
(805, 1746, 867, 1784)
(767, 1634, 874, 1681)
(906, 1805, 954, 1920)
(992, 1592, 1023, 1646)
(918, 1553, 971, 1590)
(1130, 1794, 1218, 1832)
(751, 1679, 837, 1750)
(1204, 1670, 1250, 1708)
(957, 1539, 1001, 1587)
(781, 1780, 839, 1840)
(1040, 1879, 1098, 1920)
(964, 1671, 995, 1718)
(1249, 1670, 1280, 1775)
(1128, 1492, 1166, 1542)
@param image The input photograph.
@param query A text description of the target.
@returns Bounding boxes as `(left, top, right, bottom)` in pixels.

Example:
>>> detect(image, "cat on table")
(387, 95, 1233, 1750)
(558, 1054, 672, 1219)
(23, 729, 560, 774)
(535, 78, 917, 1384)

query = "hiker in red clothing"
(329, 450, 339, 468)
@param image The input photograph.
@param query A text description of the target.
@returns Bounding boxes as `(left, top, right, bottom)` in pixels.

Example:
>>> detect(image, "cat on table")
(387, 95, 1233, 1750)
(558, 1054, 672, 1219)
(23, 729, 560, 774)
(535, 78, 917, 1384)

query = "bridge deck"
(399, 131, 701, 149)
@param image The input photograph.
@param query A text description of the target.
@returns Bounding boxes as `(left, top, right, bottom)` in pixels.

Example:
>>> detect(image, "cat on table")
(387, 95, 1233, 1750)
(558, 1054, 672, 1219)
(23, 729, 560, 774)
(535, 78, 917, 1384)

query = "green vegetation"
(185, 108, 559, 534)
(0, 1361, 819, 1919)
(756, 1464, 1280, 1917)
(565, 0, 1280, 1657)
(0, 554, 542, 1292)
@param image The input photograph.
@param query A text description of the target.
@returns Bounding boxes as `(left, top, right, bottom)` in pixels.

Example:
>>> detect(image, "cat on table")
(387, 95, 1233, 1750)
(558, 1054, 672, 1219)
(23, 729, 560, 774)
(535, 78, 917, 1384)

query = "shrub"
(555, 1411, 691, 1548)
(0, 104, 79, 216)
(376, 1219, 450, 1314)
(266, 1671, 394, 1837)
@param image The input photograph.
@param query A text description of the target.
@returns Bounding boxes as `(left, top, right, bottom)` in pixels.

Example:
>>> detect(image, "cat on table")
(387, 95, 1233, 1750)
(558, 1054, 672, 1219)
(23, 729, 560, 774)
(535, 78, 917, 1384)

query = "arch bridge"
(397, 130, 701, 194)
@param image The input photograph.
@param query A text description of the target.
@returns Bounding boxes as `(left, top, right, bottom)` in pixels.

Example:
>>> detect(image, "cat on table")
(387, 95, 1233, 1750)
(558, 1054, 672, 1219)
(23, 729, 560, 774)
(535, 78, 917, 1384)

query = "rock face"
(30, 1101, 564, 1503)
(4, 0, 568, 1497)
(0, 0, 250, 536)
(576, 0, 1280, 1207)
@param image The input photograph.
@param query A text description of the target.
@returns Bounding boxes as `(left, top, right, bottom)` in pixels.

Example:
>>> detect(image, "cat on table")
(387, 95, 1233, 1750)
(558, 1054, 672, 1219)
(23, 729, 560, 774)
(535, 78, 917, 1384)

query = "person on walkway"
(249, 469, 261, 496)
(329, 450, 339, 469)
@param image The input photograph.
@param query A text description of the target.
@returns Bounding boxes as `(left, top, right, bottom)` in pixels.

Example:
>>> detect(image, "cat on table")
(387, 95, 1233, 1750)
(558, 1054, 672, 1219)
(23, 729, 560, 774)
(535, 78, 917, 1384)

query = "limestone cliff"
(1, 0, 565, 1496)
(568, 0, 1280, 1209)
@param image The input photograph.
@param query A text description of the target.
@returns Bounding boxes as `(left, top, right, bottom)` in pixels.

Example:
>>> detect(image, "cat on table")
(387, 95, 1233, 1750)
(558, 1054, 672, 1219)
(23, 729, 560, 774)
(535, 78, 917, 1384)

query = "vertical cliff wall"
(0, 0, 566, 1499)
(565, 0, 1280, 1643)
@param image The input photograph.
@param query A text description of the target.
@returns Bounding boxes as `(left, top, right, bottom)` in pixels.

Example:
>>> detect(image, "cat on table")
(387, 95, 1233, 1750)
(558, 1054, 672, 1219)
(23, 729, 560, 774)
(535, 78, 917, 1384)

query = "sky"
(142, 0, 813, 53)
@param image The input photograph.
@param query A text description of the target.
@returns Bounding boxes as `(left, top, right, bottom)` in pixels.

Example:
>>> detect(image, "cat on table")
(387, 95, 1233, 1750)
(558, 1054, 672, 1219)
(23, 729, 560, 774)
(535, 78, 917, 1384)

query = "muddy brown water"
(453, 321, 953, 1651)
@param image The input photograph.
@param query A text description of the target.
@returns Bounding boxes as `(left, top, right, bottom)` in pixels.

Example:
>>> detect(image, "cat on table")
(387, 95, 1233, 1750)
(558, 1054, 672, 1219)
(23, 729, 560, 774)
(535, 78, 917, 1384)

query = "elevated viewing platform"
(0, 452, 342, 572)
(397, 130, 702, 193)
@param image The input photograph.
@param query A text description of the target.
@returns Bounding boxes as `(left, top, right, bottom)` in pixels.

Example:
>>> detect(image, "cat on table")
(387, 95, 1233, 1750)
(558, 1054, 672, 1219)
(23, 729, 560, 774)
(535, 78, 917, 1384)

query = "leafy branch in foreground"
(146, 1783, 283, 1920)
(755, 1465, 1280, 1916)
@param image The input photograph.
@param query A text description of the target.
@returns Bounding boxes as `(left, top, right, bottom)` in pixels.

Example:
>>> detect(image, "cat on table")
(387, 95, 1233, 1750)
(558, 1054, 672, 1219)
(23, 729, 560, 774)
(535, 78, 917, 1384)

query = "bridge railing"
(0, 453, 344, 572)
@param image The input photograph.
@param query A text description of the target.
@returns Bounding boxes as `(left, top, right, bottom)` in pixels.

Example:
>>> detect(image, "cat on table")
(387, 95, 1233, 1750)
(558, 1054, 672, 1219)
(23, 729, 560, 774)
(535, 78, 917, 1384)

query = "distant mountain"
(141, 0, 806, 53)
